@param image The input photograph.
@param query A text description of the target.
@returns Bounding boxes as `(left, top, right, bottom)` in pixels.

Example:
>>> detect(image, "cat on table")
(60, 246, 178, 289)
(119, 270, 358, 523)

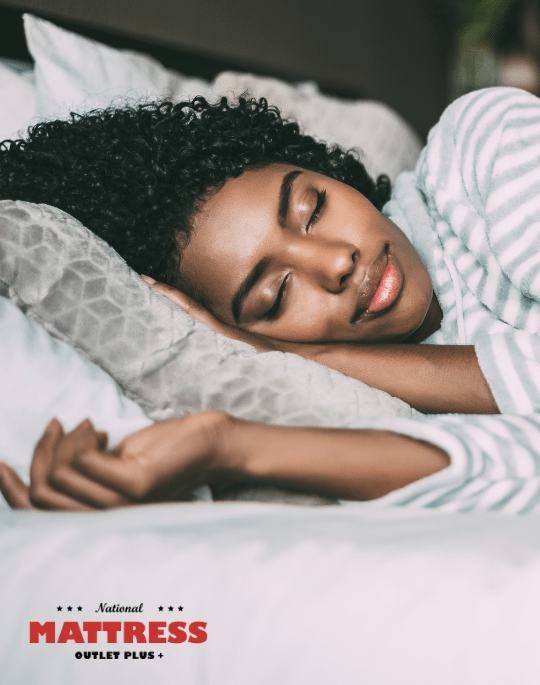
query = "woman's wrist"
(208, 414, 282, 484)
(202, 412, 251, 481)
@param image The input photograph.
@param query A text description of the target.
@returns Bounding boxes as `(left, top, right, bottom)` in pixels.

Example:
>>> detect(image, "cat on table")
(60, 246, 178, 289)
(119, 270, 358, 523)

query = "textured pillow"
(23, 14, 212, 120)
(0, 199, 417, 425)
(0, 200, 418, 503)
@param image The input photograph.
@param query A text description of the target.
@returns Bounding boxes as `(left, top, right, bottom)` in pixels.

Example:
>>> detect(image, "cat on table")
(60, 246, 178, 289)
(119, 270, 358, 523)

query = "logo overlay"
(29, 602, 208, 661)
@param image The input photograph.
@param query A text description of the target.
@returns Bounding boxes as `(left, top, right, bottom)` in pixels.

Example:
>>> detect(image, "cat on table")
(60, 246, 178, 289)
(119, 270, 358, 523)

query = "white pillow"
(23, 14, 212, 120)
(213, 71, 423, 182)
(0, 60, 37, 141)
(0, 295, 214, 506)
(0, 295, 151, 504)
(24, 14, 422, 181)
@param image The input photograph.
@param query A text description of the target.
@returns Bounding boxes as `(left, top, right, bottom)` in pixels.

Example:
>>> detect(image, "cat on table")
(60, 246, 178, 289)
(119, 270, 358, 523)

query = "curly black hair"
(0, 96, 391, 287)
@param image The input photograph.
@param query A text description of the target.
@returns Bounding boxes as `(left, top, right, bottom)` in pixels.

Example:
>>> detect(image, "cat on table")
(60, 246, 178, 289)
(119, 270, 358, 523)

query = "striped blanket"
(345, 87, 540, 513)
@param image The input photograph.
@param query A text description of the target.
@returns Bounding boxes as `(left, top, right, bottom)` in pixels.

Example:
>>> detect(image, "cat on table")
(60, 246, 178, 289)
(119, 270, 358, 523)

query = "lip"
(367, 257, 402, 313)
(351, 249, 402, 323)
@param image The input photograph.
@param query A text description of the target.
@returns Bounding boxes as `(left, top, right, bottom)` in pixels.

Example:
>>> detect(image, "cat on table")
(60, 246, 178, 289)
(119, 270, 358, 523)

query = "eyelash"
(266, 274, 289, 320)
(307, 189, 326, 231)
(266, 189, 326, 321)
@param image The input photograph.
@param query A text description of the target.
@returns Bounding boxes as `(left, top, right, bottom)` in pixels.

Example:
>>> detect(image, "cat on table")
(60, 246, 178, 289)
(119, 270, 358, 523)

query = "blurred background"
(0, 0, 538, 139)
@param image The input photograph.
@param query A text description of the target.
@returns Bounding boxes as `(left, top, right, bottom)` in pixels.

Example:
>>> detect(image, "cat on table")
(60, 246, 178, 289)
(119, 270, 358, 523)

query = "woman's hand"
(0, 419, 111, 511)
(0, 412, 232, 511)
(0, 413, 449, 510)
(141, 275, 278, 353)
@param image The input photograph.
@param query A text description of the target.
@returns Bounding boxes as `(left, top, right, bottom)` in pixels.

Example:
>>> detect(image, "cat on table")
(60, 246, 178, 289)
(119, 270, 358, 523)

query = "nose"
(289, 239, 357, 292)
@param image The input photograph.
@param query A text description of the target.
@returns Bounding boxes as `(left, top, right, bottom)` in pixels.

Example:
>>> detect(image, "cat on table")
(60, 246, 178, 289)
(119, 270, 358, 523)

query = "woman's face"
(178, 164, 439, 344)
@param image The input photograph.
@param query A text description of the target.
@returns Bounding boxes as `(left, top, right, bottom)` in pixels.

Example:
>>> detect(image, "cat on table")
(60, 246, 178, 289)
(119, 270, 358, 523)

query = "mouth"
(351, 247, 402, 323)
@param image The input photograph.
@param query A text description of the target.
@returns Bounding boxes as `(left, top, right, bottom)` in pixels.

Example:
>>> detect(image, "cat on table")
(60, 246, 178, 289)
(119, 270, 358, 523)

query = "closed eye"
(265, 274, 289, 320)
(307, 189, 326, 231)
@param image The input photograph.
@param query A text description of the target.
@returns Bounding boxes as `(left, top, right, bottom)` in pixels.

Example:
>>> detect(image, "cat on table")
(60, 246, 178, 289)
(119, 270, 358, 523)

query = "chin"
(400, 304, 436, 344)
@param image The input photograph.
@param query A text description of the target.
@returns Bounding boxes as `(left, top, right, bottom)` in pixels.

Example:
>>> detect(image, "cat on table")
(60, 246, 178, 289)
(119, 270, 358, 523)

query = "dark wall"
(0, 0, 450, 137)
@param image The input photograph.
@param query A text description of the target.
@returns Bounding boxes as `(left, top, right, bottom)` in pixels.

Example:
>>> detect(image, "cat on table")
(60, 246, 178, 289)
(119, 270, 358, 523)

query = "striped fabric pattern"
(346, 413, 540, 513)
(345, 87, 540, 513)
(418, 87, 540, 414)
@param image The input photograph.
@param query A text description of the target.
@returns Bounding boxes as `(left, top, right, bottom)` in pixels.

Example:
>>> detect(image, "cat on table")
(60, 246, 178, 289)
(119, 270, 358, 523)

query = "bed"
(1, 13, 540, 685)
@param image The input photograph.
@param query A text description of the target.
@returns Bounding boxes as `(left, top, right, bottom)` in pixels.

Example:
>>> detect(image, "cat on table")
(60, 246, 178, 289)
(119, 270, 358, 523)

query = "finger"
(153, 285, 196, 310)
(142, 277, 200, 313)
(55, 419, 102, 464)
(46, 421, 133, 509)
(76, 449, 160, 502)
(0, 462, 34, 509)
(49, 457, 133, 509)
(29, 420, 95, 511)
(29, 418, 64, 499)
(96, 431, 109, 451)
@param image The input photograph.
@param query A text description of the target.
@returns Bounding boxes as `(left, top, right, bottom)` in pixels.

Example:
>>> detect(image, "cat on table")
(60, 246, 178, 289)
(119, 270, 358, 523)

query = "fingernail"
(141, 274, 156, 285)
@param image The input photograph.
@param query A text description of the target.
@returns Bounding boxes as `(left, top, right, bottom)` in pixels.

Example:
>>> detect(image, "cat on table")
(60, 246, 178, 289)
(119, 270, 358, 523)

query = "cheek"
(265, 291, 338, 343)
(402, 263, 434, 325)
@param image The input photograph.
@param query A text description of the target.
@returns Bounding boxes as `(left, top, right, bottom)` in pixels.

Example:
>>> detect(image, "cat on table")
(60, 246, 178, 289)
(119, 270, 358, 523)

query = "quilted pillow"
(0, 199, 417, 424)
(0, 200, 420, 503)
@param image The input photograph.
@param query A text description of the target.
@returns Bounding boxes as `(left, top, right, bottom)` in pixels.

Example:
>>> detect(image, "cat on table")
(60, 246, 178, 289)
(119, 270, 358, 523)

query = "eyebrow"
(231, 170, 302, 323)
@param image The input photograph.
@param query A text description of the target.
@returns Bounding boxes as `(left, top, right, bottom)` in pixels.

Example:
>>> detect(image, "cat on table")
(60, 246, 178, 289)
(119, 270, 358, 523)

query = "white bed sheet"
(0, 296, 213, 505)
(0, 503, 539, 684)
(0, 295, 152, 496)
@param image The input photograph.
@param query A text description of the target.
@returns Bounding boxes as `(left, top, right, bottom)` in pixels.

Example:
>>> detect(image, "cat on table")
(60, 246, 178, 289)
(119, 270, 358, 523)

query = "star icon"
(57, 606, 62, 611)
(158, 606, 164, 611)
(77, 606, 82, 611)
(178, 606, 183, 611)
(67, 606, 73, 612)
(158, 653, 163, 658)
(168, 606, 173, 611)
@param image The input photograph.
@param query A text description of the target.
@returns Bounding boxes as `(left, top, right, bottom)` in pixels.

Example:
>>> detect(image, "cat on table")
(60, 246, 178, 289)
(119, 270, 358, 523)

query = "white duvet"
(0, 296, 539, 683)
(0, 296, 152, 494)
(1, 503, 540, 684)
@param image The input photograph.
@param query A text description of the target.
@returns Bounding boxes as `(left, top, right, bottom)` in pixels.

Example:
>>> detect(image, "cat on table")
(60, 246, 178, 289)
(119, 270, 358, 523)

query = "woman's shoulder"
(427, 86, 540, 147)
(416, 87, 540, 205)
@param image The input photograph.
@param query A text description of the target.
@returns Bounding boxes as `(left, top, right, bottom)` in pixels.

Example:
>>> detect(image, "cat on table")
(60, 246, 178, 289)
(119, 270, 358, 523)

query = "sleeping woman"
(1, 86, 540, 512)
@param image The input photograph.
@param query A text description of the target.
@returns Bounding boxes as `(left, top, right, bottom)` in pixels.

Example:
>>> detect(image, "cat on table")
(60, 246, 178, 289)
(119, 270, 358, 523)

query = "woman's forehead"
(185, 164, 301, 258)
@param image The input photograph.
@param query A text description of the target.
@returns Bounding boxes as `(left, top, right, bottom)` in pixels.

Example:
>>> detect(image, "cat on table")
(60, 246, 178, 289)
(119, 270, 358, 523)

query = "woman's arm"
(0, 413, 449, 509)
(296, 343, 499, 414)
(220, 415, 450, 501)
(144, 279, 499, 415)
